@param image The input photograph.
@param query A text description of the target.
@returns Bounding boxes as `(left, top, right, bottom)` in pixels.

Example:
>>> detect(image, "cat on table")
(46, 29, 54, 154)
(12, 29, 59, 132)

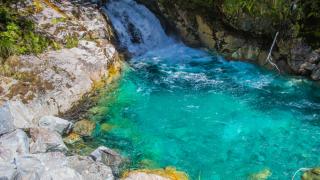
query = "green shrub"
(65, 35, 79, 48)
(0, 6, 51, 60)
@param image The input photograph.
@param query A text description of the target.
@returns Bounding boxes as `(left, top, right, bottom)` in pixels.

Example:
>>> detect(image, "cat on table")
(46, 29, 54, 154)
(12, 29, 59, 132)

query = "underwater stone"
(249, 168, 272, 180)
(63, 132, 82, 144)
(73, 119, 96, 136)
(302, 168, 320, 180)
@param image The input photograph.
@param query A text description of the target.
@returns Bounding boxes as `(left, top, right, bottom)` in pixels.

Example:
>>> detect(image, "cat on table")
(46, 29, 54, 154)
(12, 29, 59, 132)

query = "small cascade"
(102, 0, 173, 56)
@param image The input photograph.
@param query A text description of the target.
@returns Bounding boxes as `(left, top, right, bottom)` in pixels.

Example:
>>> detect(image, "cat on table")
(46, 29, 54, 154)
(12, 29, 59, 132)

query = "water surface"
(90, 44, 320, 179)
(95, 0, 320, 179)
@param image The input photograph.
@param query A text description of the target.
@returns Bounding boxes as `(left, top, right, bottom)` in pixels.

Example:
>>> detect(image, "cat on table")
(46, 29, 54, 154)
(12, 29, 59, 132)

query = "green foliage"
(222, 0, 292, 23)
(65, 35, 79, 49)
(159, 0, 214, 10)
(0, 7, 51, 59)
(298, 0, 320, 48)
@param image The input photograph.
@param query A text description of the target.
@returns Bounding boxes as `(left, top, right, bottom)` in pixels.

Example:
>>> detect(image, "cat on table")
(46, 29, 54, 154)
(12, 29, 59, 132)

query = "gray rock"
(311, 67, 320, 80)
(0, 103, 15, 135)
(40, 167, 83, 180)
(29, 128, 68, 154)
(39, 116, 73, 135)
(0, 129, 29, 162)
(67, 155, 114, 180)
(307, 51, 320, 64)
(0, 145, 14, 162)
(299, 62, 316, 75)
(0, 162, 18, 180)
(15, 155, 45, 180)
(31, 152, 68, 169)
(90, 146, 123, 175)
(6, 101, 35, 129)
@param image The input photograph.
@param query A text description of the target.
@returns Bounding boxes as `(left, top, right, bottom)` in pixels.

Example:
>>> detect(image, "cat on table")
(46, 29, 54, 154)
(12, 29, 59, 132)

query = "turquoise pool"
(89, 44, 320, 179)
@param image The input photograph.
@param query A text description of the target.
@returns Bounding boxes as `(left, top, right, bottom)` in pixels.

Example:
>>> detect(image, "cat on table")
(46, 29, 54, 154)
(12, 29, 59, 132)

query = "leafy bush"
(65, 35, 79, 48)
(0, 6, 51, 59)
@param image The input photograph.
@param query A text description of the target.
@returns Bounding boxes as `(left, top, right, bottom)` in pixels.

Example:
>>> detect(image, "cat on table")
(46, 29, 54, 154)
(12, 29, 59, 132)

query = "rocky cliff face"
(0, 0, 122, 129)
(138, 0, 320, 80)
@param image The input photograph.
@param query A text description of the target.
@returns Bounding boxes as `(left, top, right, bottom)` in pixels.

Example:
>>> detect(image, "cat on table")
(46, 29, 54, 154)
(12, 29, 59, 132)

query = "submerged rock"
(63, 132, 82, 144)
(249, 168, 272, 180)
(302, 168, 320, 180)
(122, 167, 188, 180)
(73, 119, 96, 136)
(39, 116, 73, 135)
(29, 128, 68, 153)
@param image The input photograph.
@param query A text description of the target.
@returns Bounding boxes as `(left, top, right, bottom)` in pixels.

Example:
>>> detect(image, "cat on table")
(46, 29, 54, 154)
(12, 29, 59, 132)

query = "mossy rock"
(73, 119, 96, 136)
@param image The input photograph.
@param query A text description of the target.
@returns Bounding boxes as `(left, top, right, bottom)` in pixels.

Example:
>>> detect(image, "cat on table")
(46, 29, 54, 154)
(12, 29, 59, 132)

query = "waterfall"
(102, 0, 173, 56)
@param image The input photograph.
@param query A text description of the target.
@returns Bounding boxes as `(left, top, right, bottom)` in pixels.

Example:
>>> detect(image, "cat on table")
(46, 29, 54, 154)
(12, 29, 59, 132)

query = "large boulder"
(0, 101, 35, 129)
(41, 167, 83, 180)
(67, 155, 114, 180)
(0, 162, 19, 180)
(0, 103, 15, 135)
(31, 152, 68, 169)
(0, 129, 29, 162)
(39, 116, 73, 135)
(29, 128, 68, 153)
(90, 146, 123, 175)
(15, 155, 45, 179)
(15, 152, 80, 180)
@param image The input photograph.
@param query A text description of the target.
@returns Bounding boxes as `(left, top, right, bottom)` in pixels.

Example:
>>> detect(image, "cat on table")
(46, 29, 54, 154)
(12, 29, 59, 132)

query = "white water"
(102, 0, 173, 55)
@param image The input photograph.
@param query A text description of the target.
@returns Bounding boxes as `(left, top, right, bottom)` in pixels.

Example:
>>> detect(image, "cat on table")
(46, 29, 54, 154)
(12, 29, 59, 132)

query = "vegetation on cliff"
(159, 0, 320, 48)
(0, 6, 51, 61)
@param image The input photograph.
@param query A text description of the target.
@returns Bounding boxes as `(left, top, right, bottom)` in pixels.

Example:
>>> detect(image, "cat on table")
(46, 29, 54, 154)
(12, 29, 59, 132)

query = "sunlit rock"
(122, 167, 188, 180)
(63, 132, 82, 144)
